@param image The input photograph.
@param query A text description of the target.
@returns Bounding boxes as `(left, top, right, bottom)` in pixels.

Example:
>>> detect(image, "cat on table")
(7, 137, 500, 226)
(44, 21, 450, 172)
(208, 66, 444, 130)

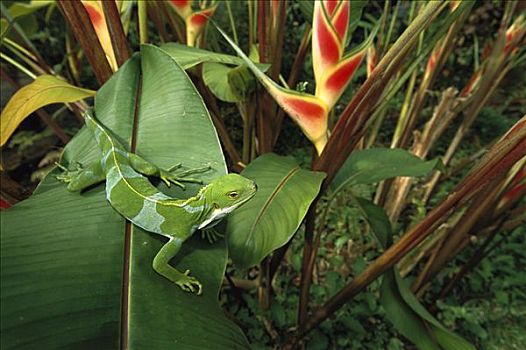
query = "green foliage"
(227, 153, 325, 268)
(330, 148, 443, 192)
(1, 46, 248, 349)
(436, 226, 526, 350)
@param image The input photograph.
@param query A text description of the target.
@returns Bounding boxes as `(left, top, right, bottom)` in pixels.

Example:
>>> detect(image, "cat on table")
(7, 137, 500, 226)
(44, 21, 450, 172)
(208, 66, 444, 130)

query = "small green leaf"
(0, 75, 96, 146)
(161, 42, 246, 69)
(226, 153, 325, 268)
(8, 1, 53, 19)
(331, 148, 442, 193)
(202, 62, 252, 102)
(0, 18, 9, 37)
(353, 196, 391, 248)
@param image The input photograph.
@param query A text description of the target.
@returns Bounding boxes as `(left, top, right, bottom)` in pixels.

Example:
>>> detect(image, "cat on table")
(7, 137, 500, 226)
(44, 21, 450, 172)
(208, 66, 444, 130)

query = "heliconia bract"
(220, 0, 374, 155)
(81, 0, 118, 71)
(169, 0, 217, 47)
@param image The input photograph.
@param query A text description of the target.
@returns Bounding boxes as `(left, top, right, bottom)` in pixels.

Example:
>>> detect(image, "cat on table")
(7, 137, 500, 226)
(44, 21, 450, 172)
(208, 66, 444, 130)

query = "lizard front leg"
(152, 237, 203, 295)
(56, 161, 105, 192)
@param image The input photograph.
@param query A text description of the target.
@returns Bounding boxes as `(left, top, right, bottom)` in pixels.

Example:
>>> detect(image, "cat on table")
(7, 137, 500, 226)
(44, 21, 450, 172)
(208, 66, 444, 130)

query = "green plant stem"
(225, 0, 238, 45)
(138, 0, 149, 44)
(0, 53, 36, 79)
(382, 1, 400, 56)
(4, 40, 46, 76)
(247, 0, 254, 51)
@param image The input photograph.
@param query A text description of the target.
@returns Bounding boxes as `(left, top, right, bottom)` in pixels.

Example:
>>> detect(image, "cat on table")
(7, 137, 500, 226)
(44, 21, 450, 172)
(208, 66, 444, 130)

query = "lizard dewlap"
(58, 110, 257, 295)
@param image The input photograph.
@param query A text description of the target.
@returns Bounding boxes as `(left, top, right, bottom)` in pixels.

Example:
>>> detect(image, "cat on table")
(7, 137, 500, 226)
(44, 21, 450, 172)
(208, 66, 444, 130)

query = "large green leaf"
(226, 153, 325, 268)
(351, 197, 474, 350)
(330, 148, 442, 194)
(1, 45, 249, 349)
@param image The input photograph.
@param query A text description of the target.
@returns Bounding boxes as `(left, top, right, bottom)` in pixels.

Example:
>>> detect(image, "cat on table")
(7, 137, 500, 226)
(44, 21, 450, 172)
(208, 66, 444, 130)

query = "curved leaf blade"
(331, 148, 443, 193)
(226, 153, 325, 268)
(0, 75, 96, 147)
(161, 42, 246, 69)
(352, 196, 474, 350)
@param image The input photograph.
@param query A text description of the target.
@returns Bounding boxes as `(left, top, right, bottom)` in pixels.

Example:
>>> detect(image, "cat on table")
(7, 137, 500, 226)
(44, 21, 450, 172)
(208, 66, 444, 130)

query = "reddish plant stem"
(437, 216, 507, 300)
(57, 0, 113, 85)
(286, 117, 526, 344)
(101, 0, 130, 67)
(297, 199, 318, 330)
(257, 0, 268, 63)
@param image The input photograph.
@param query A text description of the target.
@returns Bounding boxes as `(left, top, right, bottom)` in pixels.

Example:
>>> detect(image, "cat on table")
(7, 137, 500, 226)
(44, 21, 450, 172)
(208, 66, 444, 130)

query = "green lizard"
(57, 110, 257, 295)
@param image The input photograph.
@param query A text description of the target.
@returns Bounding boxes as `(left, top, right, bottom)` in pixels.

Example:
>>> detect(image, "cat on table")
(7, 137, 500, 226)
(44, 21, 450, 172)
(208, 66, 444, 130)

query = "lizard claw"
(176, 272, 203, 295)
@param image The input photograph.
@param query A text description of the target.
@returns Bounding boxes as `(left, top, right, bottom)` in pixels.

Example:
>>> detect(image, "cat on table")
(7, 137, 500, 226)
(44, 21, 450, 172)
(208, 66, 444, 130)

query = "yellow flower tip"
(313, 133, 328, 156)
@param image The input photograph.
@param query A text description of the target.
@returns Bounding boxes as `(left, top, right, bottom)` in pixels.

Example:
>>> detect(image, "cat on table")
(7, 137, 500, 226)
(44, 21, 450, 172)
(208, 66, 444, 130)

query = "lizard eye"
(228, 191, 239, 199)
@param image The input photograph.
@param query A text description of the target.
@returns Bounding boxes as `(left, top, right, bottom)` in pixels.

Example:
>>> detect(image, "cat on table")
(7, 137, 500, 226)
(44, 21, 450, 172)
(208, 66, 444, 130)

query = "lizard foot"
(201, 228, 224, 244)
(159, 164, 212, 189)
(175, 270, 203, 295)
(55, 162, 83, 183)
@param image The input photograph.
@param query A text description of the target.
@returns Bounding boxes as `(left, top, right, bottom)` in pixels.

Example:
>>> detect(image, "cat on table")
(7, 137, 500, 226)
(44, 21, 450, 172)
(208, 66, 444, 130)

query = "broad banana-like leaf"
(1, 45, 249, 349)
(226, 154, 325, 268)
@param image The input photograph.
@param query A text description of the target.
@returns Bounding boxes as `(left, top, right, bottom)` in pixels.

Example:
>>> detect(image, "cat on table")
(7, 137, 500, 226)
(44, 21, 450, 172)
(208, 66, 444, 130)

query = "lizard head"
(202, 173, 257, 213)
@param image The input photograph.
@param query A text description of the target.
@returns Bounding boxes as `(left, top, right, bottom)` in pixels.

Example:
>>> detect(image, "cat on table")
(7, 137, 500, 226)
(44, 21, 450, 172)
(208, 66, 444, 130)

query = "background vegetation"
(1, 1, 525, 349)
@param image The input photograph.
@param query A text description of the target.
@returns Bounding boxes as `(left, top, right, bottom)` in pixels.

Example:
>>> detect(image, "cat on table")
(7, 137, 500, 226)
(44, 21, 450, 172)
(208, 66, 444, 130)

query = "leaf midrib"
(244, 165, 301, 247)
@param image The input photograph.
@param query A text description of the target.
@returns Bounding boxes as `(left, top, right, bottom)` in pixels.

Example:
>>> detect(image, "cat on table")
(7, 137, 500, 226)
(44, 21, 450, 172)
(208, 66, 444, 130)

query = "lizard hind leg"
(128, 153, 210, 189)
(152, 237, 203, 295)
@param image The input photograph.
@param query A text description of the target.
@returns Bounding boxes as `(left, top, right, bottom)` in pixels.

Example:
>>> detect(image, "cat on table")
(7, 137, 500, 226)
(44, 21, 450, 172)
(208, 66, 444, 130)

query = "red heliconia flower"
(312, 0, 371, 109)
(218, 26, 329, 155)
(220, 0, 374, 155)
(81, 0, 118, 71)
(186, 5, 218, 47)
(170, 0, 192, 19)
(169, 0, 217, 47)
